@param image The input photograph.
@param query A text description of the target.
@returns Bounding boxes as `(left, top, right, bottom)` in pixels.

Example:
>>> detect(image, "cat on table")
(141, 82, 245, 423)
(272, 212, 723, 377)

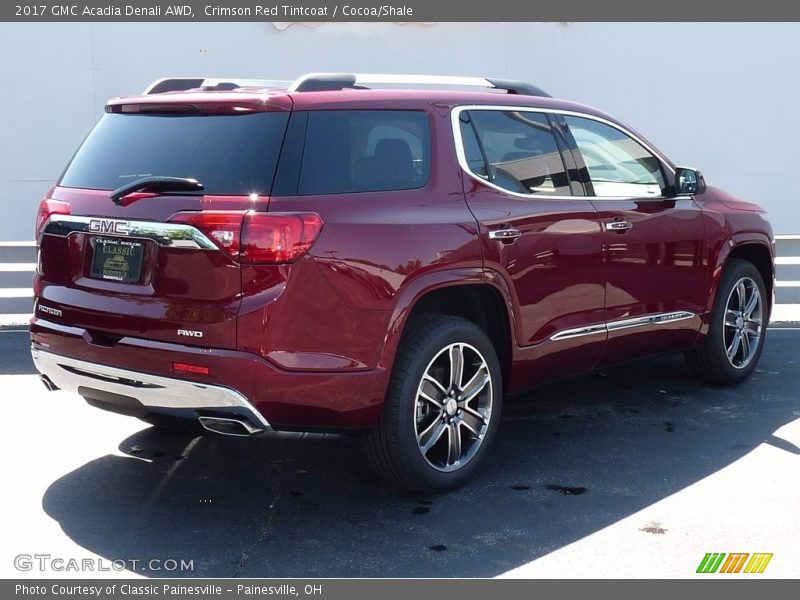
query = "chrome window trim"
(549, 311, 696, 342)
(451, 104, 678, 202)
(42, 215, 219, 250)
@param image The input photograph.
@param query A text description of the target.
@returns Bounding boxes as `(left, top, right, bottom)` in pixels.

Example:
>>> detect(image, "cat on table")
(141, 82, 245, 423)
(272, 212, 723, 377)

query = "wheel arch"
(706, 234, 775, 331)
(378, 270, 516, 389)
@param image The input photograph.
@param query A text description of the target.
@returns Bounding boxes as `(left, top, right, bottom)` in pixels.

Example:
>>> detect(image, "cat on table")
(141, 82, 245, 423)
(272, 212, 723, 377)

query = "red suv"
(31, 73, 774, 492)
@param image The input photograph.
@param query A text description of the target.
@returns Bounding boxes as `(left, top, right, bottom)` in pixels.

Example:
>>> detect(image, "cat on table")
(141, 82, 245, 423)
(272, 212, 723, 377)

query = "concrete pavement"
(1, 328, 798, 578)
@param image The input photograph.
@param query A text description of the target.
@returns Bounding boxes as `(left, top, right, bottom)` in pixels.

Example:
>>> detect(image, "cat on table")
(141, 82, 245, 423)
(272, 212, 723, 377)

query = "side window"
(459, 116, 488, 179)
(564, 116, 666, 197)
(459, 110, 571, 196)
(298, 110, 430, 195)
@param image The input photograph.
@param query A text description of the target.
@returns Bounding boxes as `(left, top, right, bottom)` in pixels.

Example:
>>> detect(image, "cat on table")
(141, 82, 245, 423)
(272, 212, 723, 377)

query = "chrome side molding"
(549, 323, 607, 342)
(550, 311, 696, 342)
(606, 311, 695, 332)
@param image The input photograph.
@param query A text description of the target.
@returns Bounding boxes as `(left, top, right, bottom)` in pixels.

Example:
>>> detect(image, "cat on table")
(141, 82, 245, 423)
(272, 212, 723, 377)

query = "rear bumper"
(29, 317, 388, 430)
(32, 347, 271, 433)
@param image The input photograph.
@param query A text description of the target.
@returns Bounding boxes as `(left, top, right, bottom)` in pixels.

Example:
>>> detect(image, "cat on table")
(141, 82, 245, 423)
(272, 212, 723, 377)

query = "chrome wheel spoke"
(461, 403, 487, 427)
(740, 330, 751, 358)
(460, 365, 489, 402)
(446, 422, 462, 466)
(735, 280, 747, 311)
(726, 332, 742, 361)
(458, 412, 483, 437)
(744, 321, 761, 335)
(724, 309, 739, 328)
(746, 331, 760, 351)
(419, 421, 447, 454)
(448, 344, 465, 390)
(423, 373, 448, 397)
(418, 379, 444, 408)
(743, 289, 760, 318)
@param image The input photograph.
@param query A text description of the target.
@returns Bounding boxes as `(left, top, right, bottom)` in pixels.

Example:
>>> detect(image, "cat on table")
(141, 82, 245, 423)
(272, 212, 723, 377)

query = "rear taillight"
(241, 212, 323, 264)
(170, 211, 246, 257)
(35, 198, 70, 239)
(169, 211, 323, 264)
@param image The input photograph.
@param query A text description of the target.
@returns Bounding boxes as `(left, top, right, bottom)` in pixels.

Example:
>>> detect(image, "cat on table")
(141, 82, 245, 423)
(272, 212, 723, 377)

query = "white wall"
(1, 21, 798, 240)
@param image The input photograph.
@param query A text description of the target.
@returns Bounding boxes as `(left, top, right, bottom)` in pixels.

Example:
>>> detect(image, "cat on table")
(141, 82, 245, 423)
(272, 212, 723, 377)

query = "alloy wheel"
(413, 343, 493, 472)
(723, 276, 763, 369)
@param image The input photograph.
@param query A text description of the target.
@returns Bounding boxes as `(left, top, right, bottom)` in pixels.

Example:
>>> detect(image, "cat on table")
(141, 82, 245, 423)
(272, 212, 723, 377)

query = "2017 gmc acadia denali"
(31, 73, 774, 492)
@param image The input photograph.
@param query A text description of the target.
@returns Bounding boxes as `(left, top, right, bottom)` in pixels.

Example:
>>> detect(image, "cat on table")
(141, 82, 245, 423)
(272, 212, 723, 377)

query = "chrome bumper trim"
(30, 347, 271, 430)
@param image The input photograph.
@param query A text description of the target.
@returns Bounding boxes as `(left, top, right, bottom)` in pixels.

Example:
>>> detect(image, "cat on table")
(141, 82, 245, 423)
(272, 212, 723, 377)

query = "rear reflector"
(241, 212, 323, 264)
(172, 362, 210, 376)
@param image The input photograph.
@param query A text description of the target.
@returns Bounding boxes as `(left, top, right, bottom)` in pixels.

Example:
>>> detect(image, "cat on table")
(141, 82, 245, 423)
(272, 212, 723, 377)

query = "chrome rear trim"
(31, 347, 270, 431)
(42, 215, 218, 250)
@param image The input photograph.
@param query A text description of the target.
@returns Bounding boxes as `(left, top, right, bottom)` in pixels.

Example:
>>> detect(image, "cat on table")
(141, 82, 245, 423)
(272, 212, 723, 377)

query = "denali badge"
(38, 304, 62, 317)
(177, 329, 203, 338)
(88, 219, 130, 235)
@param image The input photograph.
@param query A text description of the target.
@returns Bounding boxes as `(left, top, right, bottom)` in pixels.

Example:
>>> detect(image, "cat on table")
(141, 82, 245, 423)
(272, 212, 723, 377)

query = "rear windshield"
(60, 112, 289, 195)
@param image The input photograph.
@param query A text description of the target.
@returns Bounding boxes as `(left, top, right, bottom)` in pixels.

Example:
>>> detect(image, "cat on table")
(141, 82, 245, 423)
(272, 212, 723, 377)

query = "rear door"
(35, 105, 290, 349)
(559, 114, 707, 365)
(455, 107, 606, 391)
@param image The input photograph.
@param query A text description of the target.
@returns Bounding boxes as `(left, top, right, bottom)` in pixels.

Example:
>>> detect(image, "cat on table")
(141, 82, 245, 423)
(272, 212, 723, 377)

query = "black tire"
(686, 258, 768, 384)
(364, 315, 503, 493)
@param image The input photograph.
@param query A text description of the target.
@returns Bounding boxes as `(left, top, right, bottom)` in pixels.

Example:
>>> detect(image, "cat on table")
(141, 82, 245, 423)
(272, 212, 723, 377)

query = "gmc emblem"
(88, 219, 130, 235)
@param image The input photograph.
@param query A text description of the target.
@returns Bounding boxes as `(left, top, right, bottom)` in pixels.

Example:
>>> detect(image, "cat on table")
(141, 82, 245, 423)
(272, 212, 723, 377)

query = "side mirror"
(674, 167, 706, 196)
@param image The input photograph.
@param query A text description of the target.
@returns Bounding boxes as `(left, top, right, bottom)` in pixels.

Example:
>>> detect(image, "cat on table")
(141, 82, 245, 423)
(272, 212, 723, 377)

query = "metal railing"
(2, 237, 799, 327)
(0, 241, 35, 328)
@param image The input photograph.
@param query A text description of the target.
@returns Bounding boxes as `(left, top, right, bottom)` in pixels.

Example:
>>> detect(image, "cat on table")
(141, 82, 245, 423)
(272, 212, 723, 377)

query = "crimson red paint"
(31, 81, 774, 440)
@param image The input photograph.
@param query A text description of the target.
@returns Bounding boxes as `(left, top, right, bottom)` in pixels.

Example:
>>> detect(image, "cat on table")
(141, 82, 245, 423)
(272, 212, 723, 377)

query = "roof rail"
(288, 73, 551, 97)
(144, 77, 291, 94)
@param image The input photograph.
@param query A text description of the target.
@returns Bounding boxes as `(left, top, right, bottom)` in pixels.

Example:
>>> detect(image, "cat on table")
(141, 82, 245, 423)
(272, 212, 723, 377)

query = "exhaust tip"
(198, 416, 262, 437)
(39, 374, 59, 391)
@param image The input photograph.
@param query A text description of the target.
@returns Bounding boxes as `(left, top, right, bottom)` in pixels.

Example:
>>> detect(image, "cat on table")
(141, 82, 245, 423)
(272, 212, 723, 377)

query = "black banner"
(3, 0, 800, 21)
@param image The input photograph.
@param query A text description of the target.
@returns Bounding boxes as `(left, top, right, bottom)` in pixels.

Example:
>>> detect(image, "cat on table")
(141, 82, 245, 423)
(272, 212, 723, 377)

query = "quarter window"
(458, 110, 571, 196)
(297, 110, 430, 195)
(564, 116, 666, 197)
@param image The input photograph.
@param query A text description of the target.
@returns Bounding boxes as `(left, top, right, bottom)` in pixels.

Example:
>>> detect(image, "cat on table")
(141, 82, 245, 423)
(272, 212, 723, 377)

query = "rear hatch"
(35, 94, 291, 349)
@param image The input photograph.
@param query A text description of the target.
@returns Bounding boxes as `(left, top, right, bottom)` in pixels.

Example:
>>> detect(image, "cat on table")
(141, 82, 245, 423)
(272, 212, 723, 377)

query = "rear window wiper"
(110, 176, 204, 204)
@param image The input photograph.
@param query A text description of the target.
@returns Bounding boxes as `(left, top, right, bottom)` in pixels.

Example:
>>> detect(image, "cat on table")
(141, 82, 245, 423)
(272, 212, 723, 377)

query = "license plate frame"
(90, 237, 145, 284)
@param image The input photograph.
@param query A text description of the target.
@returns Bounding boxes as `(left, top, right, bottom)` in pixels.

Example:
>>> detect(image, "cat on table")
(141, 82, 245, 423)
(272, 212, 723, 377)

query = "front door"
(560, 114, 707, 366)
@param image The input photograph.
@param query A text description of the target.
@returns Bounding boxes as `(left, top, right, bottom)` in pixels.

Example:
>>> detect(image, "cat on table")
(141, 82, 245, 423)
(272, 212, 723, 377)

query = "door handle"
(605, 220, 632, 232)
(488, 228, 522, 242)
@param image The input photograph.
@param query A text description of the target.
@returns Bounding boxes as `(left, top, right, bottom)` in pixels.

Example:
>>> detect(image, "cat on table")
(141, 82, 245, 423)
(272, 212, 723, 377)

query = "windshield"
(60, 112, 289, 195)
